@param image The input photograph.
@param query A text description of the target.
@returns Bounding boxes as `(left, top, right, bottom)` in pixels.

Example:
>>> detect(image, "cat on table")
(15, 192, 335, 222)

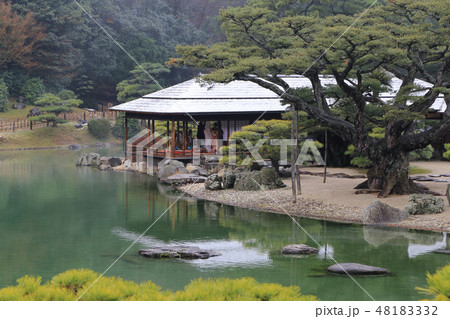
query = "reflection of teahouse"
(111, 75, 448, 160)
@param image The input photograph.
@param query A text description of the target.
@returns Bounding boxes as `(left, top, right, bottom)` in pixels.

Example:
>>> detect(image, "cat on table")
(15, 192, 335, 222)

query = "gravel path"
(178, 162, 450, 233)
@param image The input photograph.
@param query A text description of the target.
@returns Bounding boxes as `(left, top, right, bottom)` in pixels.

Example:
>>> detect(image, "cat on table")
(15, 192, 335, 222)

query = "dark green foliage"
(116, 63, 170, 103)
(20, 78, 45, 104)
(0, 80, 8, 112)
(111, 113, 141, 139)
(88, 118, 111, 140)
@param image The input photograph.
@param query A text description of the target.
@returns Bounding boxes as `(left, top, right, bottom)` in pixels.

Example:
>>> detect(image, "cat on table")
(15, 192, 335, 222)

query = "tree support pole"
(124, 114, 128, 157)
(323, 129, 328, 184)
(291, 108, 297, 203)
(294, 108, 301, 195)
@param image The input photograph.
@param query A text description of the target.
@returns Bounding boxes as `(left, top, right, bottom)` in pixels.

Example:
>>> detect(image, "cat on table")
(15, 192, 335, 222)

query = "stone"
(234, 167, 285, 191)
(363, 200, 408, 224)
(77, 119, 87, 125)
(27, 107, 42, 118)
(12, 102, 26, 110)
(157, 159, 188, 180)
(205, 174, 222, 191)
(222, 172, 236, 189)
(68, 144, 81, 150)
(328, 263, 390, 275)
(76, 153, 101, 166)
(447, 184, 450, 206)
(186, 163, 208, 176)
(74, 124, 83, 129)
(100, 157, 122, 167)
(162, 174, 207, 184)
(99, 164, 112, 171)
(139, 246, 221, 259)
(404, 194, 445, 215)
(435, 250, 450, 254)
(217, 167, 233, 179)
(281, 244, 319, 255)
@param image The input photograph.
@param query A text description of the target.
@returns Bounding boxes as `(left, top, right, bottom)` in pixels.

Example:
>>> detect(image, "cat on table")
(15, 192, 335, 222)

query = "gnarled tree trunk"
(359, 149, 428, 197)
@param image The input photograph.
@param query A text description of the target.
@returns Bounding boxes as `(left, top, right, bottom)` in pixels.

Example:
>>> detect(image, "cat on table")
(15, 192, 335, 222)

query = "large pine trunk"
(362, 150, 427, 197)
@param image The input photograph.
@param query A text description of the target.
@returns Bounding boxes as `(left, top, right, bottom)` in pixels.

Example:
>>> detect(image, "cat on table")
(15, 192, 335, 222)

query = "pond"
(0, 149, 448, 301)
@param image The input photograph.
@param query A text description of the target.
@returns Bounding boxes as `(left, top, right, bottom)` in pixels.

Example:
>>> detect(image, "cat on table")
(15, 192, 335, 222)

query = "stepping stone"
(139, 246, 220, 259)
(328, 263, 390, 275)
(435, 250, 450, 254)
(281, 244, 319, 255)
(429, 175, 441, 177)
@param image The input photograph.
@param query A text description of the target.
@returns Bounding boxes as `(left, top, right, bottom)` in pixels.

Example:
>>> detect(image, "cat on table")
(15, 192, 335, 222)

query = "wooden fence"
(0, 110, 118, 133)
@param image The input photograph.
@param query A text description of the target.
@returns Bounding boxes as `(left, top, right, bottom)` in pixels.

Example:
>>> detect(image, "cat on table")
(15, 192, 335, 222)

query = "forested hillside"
(0, 0, 246, 107)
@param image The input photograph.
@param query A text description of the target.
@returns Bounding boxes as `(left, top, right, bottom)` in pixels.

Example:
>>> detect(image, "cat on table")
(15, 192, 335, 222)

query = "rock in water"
(435, 250, 450, 254)
(76, 153, 101, 166)
(363, 200, 408, 224)
(157, 159, 188, 180)
(328, 263, 390, 275)
(204, 174, 222, 191)
(281, 244, 319, 255)
(186, 164, 208, 176)
(404, 194, 445, 215)
(139, 246, 221, 259)
(100, 157, 122, 167)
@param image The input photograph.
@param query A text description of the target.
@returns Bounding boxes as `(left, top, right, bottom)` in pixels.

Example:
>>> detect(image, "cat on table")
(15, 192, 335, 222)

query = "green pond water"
(0, 149, 449, 301)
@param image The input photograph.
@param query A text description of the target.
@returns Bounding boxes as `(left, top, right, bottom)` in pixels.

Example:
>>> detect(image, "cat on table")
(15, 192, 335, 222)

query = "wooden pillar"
(171, 120, 176, 157)
(227, 121, 230, 146)
(182, 121, 187, 156)
(166, 121, 170, 157)
(125, 115, 128, 157)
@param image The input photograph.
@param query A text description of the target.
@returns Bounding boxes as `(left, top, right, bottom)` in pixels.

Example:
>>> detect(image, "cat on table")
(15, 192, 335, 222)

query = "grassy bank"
(0, 123, 121, 150)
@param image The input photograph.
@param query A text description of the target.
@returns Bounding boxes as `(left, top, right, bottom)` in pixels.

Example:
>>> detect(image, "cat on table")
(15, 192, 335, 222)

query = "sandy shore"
(179, 161, 450, 233)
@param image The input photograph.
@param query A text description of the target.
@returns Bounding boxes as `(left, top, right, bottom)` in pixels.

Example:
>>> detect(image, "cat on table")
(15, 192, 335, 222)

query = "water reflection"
(1, 149, 450, 300)
(112, 227, 272, 269)
(363, 226, 448, 258)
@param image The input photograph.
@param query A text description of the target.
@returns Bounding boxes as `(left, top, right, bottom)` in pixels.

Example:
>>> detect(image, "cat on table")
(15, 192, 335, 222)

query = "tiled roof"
(111, 75, 447, 114)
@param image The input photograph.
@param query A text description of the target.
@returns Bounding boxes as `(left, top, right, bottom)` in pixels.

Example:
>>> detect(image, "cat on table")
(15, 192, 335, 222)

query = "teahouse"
(110, 75, 448, 160)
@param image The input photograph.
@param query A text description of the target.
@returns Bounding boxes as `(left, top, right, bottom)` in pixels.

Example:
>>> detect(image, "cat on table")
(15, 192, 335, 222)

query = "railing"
(0, 110, 118, 133)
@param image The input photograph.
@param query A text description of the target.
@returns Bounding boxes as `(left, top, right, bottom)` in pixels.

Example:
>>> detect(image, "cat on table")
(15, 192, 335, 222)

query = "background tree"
(0, 80, 9, 112)
(116, 63, 171, 103)
(0, 1, 45, 69)
(176, 0, 450, 197)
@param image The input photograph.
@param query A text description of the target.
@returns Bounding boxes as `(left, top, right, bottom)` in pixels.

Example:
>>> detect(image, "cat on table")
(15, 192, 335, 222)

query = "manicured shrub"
(0, 269, 318, 301)
(51, 269, 97, 294)
(0, 80, 8, 112)
(173, 277, 317, 301)
(345, 145, 373, 168)
(410, 145, 434, 161)
(88, 118, 111, 140)
(417, 264, 450, 301)
(20, 77, 45, 104)
(443, 144, 450, 161)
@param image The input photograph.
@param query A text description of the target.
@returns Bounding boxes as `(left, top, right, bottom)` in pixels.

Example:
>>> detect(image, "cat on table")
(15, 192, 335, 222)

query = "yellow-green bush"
(173, 277, 317, 301)
(417, 264, 450, 301)
(0, 269, 316, 301)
